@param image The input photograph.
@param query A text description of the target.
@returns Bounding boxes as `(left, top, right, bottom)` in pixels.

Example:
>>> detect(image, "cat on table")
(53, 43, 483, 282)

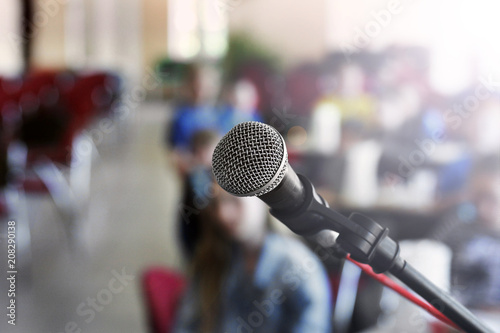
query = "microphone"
(212, 121, 323, 214)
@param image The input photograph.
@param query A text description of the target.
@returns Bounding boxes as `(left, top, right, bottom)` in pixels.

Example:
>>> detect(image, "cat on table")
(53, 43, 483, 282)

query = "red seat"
(62, 72, 121, 131)
(430, 321, 454, 333)
(22, 70, 59, 95)
(22, 177, 49, 193)
(142, 267, 186, 333)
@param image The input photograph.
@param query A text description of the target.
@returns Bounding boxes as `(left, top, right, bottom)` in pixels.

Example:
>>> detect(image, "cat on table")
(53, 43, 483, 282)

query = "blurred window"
(167, 0, 228, 60)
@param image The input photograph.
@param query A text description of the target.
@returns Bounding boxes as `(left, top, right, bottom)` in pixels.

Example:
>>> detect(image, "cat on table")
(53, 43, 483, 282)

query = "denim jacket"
(173, 233, 332, 333)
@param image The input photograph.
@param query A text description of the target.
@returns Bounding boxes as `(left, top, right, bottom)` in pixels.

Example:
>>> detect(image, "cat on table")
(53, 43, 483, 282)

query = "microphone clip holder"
(270, 174, 404, 274)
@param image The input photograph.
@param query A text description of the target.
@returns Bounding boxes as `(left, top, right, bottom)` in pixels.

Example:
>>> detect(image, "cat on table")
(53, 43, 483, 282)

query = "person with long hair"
(173, 180, 332, 333)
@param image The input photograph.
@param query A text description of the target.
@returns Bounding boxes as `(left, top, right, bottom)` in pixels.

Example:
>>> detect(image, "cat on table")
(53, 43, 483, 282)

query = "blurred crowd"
(163, 46, 500, 332)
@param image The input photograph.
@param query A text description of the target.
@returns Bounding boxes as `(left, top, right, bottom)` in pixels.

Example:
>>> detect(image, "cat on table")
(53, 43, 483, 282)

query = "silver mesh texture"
(212, 121, 288, 197)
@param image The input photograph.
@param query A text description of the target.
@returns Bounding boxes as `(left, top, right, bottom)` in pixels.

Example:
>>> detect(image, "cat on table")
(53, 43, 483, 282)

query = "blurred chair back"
(142, 267, 186, 333)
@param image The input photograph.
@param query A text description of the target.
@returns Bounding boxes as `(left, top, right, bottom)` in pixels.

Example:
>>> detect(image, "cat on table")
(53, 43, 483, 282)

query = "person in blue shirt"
(168, 73, 262, 149)
(169, 103, 221, 152)
(173, 180, 332, 333)
(167, 65, 221, 153)
(167, 69, 261, 177)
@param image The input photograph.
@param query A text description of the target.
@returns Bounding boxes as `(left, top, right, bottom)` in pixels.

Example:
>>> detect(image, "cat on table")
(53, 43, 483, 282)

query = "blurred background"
(0, 0, 499, 332)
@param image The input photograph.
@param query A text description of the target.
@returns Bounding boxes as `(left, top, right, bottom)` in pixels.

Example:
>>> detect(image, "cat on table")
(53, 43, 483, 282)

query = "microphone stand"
(270, 175, 492, 333)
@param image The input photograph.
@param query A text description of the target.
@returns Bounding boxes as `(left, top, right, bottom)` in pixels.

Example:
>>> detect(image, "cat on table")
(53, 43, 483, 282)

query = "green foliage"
(222, 33, 281, 80)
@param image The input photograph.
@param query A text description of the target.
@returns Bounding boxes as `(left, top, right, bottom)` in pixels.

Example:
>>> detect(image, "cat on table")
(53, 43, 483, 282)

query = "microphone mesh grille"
(212, 121, 287, 196)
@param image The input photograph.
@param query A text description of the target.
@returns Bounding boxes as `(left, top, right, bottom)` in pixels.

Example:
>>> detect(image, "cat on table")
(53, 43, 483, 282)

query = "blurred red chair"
(62, 71, 121, 131)
(431, 321, 456, 333)
(18, 70, 120, 196)
(0, 70, 120, 251)
(9, 72, 87, 246)
(0, 76, 24, 141)
(0, 75, 23, 106)
(142, 267, 186, 333)
(18, 70, 121, 171)
(22, 70, 59, 94)
(7, 70, 76, 167)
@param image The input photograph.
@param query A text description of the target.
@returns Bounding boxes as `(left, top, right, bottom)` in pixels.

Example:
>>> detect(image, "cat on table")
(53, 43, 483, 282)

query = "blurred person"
(375, 84, 464, 209)
(218, 78, 263, 134)
(460, 97, 500, 156)
(284, 62, 322, 118)
(167, 64, 222, 176)
(173, 181, 332, 333)
(168, 69, 263, 177)
(375, 84, 429, 186)
(375, 47, 429, 94)
(313, 120, 366, 207)
(178, 130, 221, 260)
(430, 94, 500, 206)
(326, 63, 376, 125)
(308, 62, 376, 156)
(434, 155, 500, 310)
(376, 85, 422, 135)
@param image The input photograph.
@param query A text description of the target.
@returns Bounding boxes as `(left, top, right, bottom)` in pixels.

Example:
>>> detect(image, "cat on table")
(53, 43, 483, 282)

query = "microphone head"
(212, 121, 288, 197)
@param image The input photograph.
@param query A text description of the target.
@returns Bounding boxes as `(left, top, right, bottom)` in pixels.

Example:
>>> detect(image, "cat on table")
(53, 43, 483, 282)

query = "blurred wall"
(142, 0, 168, 72)
(86, 0, 143, 81)
(228, 0, 328, 67)
(31, 0, 67, 69)
(227, 0, 438, 67)
(326, 0, 437, 51)
(1, 0, 152, 82)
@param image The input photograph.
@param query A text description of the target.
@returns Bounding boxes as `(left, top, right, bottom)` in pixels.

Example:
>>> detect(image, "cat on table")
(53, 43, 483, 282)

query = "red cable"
(346, 255, 460, 331)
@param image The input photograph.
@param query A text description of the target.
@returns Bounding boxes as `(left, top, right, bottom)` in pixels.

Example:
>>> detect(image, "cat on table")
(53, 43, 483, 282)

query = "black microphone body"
(259, 162, 306, 212)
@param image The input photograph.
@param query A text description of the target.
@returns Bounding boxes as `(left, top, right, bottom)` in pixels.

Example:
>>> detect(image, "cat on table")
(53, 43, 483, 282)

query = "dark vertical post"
(21, 0, 33, 72)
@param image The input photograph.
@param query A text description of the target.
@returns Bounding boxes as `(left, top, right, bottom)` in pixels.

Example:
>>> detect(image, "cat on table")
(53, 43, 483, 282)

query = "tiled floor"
(0, 101, 184, 333)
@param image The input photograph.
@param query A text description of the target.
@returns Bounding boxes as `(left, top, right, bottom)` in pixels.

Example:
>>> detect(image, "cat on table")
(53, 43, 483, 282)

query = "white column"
(0, 0, 23, 75)
(65, 0, 87, 69)
(88, 0, 118, 70)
